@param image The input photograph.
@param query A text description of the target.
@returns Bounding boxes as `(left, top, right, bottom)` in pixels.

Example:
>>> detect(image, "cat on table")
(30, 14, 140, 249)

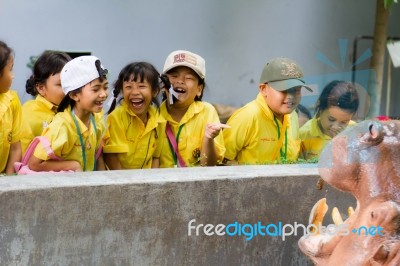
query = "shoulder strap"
(95, 140, 103, 160)
(21, 136, 61, 165)
(166, 123, 186, 167)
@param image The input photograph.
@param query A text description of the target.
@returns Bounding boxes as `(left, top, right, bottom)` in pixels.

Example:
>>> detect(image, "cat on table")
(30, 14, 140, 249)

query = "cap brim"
(268, 79, 312, 92)
(163, 63, 205, 80)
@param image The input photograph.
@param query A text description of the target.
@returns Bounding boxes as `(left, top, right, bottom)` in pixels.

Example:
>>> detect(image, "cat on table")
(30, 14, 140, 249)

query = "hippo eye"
(371, 211, 375, 219)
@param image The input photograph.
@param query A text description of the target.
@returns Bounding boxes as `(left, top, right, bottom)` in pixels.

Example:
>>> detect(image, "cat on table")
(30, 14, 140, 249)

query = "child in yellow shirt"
(21, 51, 71, 153)
(0, 41, 22, 174)
(103, 62, 163, 169)
(28, 56, 109, 171)
(158, 50, 228, 168)
(223, 57, 312, 165)
(300, 80, 359, 160)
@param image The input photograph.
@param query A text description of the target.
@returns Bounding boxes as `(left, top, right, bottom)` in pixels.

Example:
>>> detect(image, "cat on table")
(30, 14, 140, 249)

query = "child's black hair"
(108, 62, 162, 114)
(315, 80, 359, 117)
(25, 51, 71, 96)
(0, 41, 13, 74)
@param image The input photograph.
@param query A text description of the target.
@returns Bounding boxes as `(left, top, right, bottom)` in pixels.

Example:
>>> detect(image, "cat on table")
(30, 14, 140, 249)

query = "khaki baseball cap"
(163, 50, 206, 79)
(259, 57, 312, 92)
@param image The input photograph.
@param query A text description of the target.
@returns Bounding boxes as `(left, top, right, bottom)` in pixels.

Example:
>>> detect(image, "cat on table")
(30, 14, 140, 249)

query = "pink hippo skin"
(298, 120, 400, 265)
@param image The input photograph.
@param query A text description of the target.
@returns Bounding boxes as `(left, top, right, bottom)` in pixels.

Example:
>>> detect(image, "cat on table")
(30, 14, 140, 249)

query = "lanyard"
(167, 124, 185, 167)
(273, 116, 288, 162)
(71, 109, 97, 171)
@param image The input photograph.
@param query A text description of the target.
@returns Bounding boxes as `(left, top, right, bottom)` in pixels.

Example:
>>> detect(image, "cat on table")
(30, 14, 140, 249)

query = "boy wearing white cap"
(157, 50, 229, 167)
(223, 57, 312, 164)
(28, 55, 109, 171)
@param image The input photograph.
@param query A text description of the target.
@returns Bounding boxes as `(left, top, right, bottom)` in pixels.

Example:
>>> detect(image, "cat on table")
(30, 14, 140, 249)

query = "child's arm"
(96, 154, 106, 171)
(200, 123, 230, 166)
(151, 158, 160, 168)
(5, 141, 22, 175)
(103, 153, 122, 170)
(28, 155, 82, 172)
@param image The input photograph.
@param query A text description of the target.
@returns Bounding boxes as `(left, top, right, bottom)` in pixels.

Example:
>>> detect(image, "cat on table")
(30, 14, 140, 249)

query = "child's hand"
(67, 161, 83, 172)
(205, 123, 231, 139)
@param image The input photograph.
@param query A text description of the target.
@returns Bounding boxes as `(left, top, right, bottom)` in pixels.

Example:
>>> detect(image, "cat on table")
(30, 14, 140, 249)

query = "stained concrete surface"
(0, 165, 355, 265)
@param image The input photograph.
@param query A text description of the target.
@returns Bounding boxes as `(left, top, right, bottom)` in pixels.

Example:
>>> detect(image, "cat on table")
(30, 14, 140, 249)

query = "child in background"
(223, 57, 312, 165)
(28, 56, 109, 171)
(103, 62, 163, 169)
(296, 104, 312, 128)
(21, 51, 71, 153)
(300, 80, 359, 160)
(0, 41, 22, 175)
(158, 50, 228, 167)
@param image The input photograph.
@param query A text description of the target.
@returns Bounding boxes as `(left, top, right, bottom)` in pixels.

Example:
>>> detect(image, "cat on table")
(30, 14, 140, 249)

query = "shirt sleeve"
(207, 106, 226, 163)
(223, 109, 251, 161)
(33, 119, 71, 160)
(10, 91, 23, 143)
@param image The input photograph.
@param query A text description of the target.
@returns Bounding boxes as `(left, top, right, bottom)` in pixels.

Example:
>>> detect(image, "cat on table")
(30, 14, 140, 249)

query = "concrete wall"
(1, 0, 400, 115)
(0, 165, 355, 265)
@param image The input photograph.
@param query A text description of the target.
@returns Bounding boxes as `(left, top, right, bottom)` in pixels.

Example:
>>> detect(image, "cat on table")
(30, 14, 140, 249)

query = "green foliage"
(384, 0, 398, 9)
(27, 55, 39, 70)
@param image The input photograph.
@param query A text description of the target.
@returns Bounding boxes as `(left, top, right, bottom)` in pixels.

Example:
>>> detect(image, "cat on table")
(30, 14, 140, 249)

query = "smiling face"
(0, 55, 14, 94)
(165, 66, 203, 109)
(260, 83, 301, 119)
(318, 106, 354, 138)
(73, 78, 109, 115)
(122, 75, 155, 122)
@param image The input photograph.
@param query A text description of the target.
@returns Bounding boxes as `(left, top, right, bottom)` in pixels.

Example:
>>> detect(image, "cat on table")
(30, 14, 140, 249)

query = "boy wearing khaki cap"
(223, 57, 312, 164)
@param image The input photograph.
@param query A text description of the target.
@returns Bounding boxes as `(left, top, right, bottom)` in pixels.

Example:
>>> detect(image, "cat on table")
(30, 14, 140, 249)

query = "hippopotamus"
(298, 120, 400, 265)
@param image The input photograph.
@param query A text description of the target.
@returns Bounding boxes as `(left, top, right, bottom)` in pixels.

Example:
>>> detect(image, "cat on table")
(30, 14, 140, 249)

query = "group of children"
(0, 40, 360, 174)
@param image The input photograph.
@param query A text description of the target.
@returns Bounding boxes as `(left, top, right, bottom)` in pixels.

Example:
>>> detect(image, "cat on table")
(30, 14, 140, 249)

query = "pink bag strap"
(22, 136, 61, 165)
(166, 123, 186, 167)
(95, 140, 103, 160)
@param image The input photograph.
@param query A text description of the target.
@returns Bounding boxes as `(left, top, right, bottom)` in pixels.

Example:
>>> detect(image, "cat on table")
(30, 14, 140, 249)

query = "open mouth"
(95, 100, 105, 107)
(284, 102, 295, 108)
(308, 197, 355, 235)
(173, 87, 186, 94)
(131, 99, 145, 109)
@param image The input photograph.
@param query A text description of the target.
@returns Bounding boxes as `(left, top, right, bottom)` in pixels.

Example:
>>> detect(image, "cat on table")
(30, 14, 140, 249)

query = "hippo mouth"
(298, 198, 355, 259)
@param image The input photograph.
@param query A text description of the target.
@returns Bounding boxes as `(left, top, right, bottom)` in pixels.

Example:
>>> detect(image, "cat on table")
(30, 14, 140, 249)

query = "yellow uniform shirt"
(21, 95, 58, 154)
(103, 102, 162, 169)
(0, 90, 23, 173)
(157, 101, 225, 168)
(299, 117, 356, 160)
(33, 107, 104, 171)
(223, 93, 301, 164)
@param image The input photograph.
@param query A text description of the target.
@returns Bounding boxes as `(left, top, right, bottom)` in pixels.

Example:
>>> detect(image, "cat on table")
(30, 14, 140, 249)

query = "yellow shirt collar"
(36, 94, 58, 113)
(121, 101, 161, 133)
(310, 117, 331, 140)
(159, 100, 204, 125)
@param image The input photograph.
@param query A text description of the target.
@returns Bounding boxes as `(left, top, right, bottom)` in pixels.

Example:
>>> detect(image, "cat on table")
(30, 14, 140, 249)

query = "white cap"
(163, 50, 206, 79)
(61, 55, 107, 95)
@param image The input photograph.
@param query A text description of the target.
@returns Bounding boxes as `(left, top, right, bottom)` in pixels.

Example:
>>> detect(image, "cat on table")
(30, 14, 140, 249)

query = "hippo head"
(299, 120, 400, 265)
(318, 120, 400, 204)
